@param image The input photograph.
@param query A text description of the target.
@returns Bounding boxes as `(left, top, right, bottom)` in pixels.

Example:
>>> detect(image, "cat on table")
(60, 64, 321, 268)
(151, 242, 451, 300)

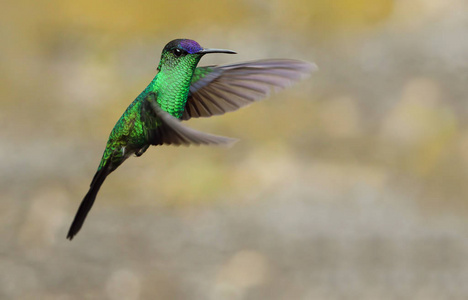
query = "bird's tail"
(67, 164, 111, 240)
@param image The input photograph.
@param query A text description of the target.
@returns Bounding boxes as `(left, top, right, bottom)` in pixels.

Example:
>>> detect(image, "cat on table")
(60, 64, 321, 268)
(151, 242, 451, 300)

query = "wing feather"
(182, 59, 317, 120)
(144, 93, 237, 147)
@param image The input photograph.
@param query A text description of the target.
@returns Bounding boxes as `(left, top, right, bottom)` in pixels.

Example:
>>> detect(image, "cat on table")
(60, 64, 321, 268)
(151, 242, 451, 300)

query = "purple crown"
(178, 39, 203, 54)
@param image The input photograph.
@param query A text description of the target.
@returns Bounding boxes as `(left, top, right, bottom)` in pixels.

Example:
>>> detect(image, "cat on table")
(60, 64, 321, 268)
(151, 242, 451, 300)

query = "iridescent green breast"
(154, 54, 202, 119)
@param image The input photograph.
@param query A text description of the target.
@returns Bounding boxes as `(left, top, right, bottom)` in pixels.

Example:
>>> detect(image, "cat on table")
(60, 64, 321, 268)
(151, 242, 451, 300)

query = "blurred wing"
(181, 59, 317, 120)
(144, 93, 237, 147)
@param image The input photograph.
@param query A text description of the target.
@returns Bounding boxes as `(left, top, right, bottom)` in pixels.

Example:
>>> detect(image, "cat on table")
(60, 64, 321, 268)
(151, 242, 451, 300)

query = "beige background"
(1, 0, 467, 299)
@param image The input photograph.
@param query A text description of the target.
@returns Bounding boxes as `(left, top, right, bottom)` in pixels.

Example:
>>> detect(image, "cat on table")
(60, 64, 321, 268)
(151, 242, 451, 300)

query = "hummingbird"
(67, 38, 316, 240)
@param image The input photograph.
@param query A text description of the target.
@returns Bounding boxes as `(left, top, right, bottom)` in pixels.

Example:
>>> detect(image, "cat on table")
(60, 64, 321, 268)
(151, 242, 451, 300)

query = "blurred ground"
(1, 0, 468, 299)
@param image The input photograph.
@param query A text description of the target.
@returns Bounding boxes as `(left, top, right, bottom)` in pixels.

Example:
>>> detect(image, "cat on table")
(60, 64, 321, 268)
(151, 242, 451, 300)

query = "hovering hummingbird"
(67, 39, 316, 240)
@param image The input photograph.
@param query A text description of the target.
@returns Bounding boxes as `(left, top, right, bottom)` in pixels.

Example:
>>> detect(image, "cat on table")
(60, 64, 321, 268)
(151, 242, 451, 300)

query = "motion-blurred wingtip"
(309, 62, 319, 72)
(300, 61, 319, 74)
(221, 136, 239, 148)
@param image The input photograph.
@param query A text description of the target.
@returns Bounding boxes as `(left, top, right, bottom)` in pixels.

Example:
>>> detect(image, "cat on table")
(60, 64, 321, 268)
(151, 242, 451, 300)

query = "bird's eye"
(173, 48, 183, 57)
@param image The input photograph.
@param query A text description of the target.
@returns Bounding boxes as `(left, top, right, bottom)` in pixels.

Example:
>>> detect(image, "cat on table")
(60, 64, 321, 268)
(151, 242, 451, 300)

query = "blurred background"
(1, 0, 468, 299)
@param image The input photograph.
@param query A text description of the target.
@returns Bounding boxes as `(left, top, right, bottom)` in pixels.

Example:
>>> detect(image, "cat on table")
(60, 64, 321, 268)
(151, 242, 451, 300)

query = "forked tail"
(67, 164, 111, 240)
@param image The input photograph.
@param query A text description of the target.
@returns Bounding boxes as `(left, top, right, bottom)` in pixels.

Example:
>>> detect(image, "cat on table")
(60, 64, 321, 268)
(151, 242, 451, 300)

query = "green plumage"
(191, 66, 214, 83)
(67, 38, 315, 240)
(98, 51, 202, 171)
(98, 97, 147, 171)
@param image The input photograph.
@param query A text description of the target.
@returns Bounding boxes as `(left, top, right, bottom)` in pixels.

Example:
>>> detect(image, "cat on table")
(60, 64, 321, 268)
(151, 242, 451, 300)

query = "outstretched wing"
(143, 92, 237, 147)
(182, 59, 317, 120)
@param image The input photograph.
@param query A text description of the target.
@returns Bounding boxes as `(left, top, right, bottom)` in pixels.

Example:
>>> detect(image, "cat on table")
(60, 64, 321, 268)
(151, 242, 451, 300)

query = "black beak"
(198, 48, 237, 55)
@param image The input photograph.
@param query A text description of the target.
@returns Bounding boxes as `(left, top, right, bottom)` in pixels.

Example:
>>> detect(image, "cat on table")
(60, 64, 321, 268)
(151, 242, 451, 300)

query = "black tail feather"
(67, 165, 110, 240)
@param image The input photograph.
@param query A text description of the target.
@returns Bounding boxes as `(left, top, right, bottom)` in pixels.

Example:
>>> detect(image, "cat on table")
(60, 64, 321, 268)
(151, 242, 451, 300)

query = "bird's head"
(157, 39, 236, 72)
